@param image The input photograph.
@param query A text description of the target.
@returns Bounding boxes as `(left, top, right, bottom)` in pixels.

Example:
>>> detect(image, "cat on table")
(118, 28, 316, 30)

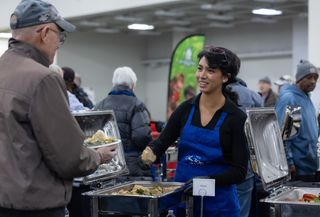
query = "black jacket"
(95, 85, 153, 181)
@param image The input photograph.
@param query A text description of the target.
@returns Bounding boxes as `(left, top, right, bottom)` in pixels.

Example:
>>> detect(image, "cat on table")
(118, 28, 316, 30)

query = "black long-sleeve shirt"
(149, 93, 248, 187)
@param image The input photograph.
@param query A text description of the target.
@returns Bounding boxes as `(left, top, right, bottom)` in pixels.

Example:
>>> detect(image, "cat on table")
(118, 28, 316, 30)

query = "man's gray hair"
(112, 66, 137, 88)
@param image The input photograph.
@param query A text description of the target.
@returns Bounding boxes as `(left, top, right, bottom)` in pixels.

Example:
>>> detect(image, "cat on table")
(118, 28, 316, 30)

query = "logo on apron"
(184, 155, 204, 165)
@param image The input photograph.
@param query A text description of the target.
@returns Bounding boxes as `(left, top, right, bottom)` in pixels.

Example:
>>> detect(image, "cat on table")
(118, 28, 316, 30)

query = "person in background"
(140, 46, 248, 216)
(50, 64, 89, 111)
(274, 75, 294, 93)
(62, 67, 94, 109)
(228, 76, 263, 217)
(183, 85, 196, 100)
(258, 76, 278, 107)
(275, 60, 319, 182)
(95, 66, 153, 183)
(0, 1, 117, 216)
(167, 73, 185, 120)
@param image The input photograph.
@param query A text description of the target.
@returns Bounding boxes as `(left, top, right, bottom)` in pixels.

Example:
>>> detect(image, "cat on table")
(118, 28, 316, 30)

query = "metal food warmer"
(245, 107, 320, 217)
(72, 110, 191, 217)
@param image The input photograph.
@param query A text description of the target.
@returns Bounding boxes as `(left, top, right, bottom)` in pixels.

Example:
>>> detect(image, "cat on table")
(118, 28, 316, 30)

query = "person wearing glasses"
(0, 1, 118, 216)
(140, 46, 248, 216)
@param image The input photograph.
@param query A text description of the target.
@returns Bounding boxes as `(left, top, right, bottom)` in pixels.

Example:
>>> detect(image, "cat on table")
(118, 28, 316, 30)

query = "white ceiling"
(67, 0, 308, 35)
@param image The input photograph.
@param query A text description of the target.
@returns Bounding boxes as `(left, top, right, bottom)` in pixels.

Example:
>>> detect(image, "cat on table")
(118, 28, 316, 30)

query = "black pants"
(0, 206, 65, 217)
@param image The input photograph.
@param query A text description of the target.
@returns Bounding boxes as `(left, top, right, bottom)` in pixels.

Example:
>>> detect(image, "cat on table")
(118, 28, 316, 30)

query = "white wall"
(0, 38, 8, 56)
(309, 0, 320, 68)
(57, 32, 148, 103)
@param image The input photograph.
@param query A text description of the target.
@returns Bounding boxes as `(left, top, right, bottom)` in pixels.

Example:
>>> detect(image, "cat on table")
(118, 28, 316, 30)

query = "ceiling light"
(165, 20, 191, 25)
(252, 8, 282, 16)
(200, 4, 233, 11)
(138, 31, 161, 36)
(0, 33, 12, 39)
(79, 21, 106, 27)
(172, 27, 197, 32)
(155, 10, 185, 17)
(95, 28, 120, 33)
(128, 24, 154, 30)
(251, 17, 277, 23)
(115, 16, 144, 22)
(209, 22, 234, 28)
(207, 14, 234, 21)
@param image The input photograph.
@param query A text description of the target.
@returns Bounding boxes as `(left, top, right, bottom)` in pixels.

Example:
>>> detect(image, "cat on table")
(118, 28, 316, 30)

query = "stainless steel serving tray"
(72, 110, 129, 184)
(83, 181, 187, 215)
(261, 187, 320, 217)
(245, 108, 290, 191)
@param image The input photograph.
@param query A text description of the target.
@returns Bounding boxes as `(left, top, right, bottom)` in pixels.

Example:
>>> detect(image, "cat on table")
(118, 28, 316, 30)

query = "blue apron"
(174, 105, 240, 217)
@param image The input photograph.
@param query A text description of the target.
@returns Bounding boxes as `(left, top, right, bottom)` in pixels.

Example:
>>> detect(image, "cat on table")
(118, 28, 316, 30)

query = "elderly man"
(258, 76, 278, 107)
(0, 1, 117, 216)
(274, 75, 295, 93)
(275, 60, 319, 182)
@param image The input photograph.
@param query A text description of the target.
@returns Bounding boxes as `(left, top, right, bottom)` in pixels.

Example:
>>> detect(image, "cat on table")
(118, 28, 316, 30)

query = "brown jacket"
(0, 39, 101, 210)
(260, 88, 278, 107)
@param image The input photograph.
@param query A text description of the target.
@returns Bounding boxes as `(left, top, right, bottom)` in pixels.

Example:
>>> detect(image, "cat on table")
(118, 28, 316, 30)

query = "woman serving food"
(140, 46, 248, 216)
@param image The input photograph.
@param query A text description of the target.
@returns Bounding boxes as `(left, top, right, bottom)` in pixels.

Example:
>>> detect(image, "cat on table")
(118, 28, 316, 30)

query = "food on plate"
(84, 130, 116, 147)
(298, 193, 320, 202)
(111, 184, 181, 196)
(141, 147, 156, 165)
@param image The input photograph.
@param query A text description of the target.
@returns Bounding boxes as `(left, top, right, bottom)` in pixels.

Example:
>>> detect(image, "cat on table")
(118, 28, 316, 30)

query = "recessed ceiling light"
(95, 28, 119, 33)
(0, 33, 12, 39)
(79, 21, 106, 27)
(252, 8, 282, 16)
(128, 24, 154, 30)
(115, 16, 144, 22)
(200, 4, 233, 11)
(155, 10, 185, 17)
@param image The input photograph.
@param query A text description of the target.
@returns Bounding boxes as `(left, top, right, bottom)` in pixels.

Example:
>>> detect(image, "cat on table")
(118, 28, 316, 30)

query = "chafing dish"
(245, 107, 320, 217)
(72, 110, 129, 184)
(83, 181, 190, 216)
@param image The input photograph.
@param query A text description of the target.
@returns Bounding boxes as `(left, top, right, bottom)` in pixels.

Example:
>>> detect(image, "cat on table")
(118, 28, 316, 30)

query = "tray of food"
(83, 181, 188, 215)
(83, 129, 121, 149)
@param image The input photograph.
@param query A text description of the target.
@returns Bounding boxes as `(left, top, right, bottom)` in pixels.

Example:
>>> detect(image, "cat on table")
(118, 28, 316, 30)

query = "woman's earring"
(223, 80, 226, 83)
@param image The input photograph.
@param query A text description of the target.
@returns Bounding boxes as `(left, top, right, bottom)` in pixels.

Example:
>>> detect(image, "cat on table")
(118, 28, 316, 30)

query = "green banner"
(166, 34, 205, 120)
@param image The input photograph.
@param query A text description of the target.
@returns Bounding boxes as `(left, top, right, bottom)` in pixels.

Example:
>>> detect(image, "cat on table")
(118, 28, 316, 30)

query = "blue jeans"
(236, 176, 254, 217)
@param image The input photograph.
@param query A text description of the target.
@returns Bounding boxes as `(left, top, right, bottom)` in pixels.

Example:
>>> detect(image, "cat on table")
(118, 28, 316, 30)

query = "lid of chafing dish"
(245, 107, 290, 192)
(72, 109, 129, 185)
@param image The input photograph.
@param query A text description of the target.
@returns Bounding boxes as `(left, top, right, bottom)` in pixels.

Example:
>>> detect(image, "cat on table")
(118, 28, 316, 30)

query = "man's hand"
(183, 176, 210, 196)
(97, 145, 118, 164)
(289, 164, 296, 181)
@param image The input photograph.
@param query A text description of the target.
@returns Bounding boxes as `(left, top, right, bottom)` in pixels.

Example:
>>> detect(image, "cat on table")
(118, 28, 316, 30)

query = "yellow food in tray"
(84, 130, 116, 147)
(111, 184, 181, 196)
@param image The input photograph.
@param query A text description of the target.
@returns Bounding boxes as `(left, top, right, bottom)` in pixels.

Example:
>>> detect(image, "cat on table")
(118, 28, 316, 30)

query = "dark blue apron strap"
(150, 163, 156, 181)
(186, 105, 196, 125)
(109, 91, 134, 96)
(214, 112, 228, 130)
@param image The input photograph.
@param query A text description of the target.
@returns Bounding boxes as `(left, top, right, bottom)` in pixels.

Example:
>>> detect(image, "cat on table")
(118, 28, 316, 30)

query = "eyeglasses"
(204, 45, 228, 61)
(36, 28, 67, 45)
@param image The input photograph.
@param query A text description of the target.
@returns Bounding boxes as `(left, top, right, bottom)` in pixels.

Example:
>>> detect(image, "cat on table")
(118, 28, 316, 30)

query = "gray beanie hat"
(296, 60, 318, 82)
(259, 76, 271, 84)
